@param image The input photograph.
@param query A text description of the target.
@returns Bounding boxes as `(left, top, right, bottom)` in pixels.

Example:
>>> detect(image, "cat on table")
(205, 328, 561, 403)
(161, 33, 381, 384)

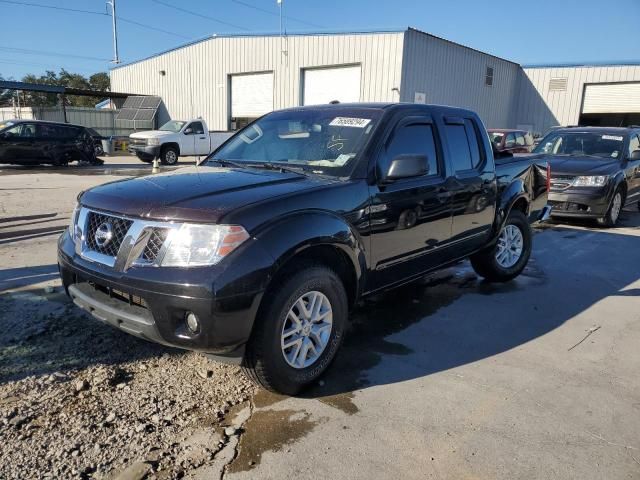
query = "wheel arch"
(254, 211, 366, 310)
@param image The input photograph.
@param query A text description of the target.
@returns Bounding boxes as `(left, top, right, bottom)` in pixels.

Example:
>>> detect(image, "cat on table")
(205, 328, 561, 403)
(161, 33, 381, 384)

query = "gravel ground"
(0, 289, 255, 479)
(0, 158, 256, 479)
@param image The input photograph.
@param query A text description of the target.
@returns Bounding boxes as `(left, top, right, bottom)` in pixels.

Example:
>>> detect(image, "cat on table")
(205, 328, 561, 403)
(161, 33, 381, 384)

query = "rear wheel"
(160, 146, 179, 165)
(597, 189, 623, 227)
(242, 265, 347, 395)
(470, 209, 532, 282)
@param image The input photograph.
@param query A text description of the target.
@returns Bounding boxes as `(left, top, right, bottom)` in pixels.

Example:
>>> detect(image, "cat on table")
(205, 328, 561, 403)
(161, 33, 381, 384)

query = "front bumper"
(57, 230, 271, 362)
(548, 188, 611, 218)
(128, 144, 160, 159)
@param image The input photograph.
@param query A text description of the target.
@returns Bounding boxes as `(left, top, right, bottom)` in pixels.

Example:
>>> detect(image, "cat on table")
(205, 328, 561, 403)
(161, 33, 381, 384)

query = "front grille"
(142, 227, 169, 262)
(550, 175, 575, 191)
(130, 138, 147, 146)
(549, 200, 590, 212)
(85, 211, 133, 257)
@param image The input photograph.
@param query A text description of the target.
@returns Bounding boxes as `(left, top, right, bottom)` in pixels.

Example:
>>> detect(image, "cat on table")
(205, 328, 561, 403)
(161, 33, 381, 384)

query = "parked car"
(58, 103, 550, 395)
(128, 119, 232, 165)
(0, 119, 101, 166)
(488, 129, 534, 154)
(531, 126, 640, 226)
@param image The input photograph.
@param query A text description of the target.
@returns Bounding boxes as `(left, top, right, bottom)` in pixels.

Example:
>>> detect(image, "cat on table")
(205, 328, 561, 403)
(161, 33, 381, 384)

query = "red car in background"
(488, 129, 534, 154)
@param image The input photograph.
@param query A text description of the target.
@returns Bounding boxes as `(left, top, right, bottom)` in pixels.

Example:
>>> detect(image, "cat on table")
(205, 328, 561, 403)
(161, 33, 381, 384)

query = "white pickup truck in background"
(128, 119, 233, 165)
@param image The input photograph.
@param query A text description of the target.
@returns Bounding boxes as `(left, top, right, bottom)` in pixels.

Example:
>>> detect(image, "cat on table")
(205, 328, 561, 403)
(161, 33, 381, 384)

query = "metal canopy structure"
(0, 80, 135, 98)
(0, 80, 141, 123)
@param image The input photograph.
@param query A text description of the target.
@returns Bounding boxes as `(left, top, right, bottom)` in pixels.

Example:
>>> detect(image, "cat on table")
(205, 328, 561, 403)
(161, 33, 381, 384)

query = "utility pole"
(277, 0, 287, 62)
(106, 0, 120, 64)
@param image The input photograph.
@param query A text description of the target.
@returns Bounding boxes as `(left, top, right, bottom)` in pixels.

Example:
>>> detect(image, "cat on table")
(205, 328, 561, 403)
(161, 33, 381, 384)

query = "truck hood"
(129, 130, 175, 139)
(519, 153, 621, 176)
(79, 166, 333, 223)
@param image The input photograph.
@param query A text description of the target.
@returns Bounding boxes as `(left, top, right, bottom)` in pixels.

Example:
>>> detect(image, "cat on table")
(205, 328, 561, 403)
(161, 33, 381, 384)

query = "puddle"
(227, 408, 319, 473)
(252, 389, 288, 409)
(317, 392, 358, 415)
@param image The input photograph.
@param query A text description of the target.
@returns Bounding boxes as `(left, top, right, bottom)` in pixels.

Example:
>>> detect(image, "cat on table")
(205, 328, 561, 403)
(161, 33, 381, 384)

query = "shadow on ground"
(302, 210, 640, 404)
(0, 288, 179, 385)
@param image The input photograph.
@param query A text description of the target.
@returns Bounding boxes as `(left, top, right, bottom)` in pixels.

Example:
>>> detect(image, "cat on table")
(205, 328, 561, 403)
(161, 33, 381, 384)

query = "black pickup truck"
(58, 103, 549, 394)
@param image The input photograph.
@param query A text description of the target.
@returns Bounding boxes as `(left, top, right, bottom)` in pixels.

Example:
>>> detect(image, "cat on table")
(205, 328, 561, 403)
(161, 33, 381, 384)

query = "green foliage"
(0, 69, 111, 107)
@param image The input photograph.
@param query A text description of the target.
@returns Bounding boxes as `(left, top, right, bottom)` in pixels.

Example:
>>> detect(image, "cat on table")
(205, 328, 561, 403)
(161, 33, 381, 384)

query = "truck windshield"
(209, 108, 382, 176)
(533, 131, 625, 159)
(159, 121, 186, 132)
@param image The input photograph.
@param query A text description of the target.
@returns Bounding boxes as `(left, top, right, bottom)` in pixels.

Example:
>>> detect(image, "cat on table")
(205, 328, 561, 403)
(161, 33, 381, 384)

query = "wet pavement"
(1, 160, 640, 479)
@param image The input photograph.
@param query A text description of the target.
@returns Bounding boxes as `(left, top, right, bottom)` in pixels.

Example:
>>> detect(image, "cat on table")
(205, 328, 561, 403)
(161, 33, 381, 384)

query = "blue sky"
(1, 0, 639, 80)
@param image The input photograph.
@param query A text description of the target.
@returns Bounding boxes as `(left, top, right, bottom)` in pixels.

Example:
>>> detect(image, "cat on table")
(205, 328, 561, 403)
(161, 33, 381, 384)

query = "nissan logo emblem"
(94, 222, 114, 247)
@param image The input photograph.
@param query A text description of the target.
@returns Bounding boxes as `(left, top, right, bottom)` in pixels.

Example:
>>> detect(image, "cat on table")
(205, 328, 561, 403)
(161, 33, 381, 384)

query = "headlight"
(161, 224, 250, 267)
(572, 175, 608, 187)
(68, 203, 79, 236)
(147, 138, 161, 146)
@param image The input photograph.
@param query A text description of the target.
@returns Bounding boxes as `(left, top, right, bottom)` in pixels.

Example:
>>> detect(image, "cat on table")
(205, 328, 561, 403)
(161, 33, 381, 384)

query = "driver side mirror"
(184, 127, 193, 135)
(630, 150, 640, 160)
(381, 154, 429, 183)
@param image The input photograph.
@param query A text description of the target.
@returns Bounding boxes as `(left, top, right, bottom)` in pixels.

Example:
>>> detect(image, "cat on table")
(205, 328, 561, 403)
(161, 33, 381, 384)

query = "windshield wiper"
(209, 159, 246, 168)
(246, 162, 309, 176)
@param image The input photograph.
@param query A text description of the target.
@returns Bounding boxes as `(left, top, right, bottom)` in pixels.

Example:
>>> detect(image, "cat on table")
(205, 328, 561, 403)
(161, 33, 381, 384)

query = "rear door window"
(444, 118, 483, 172)
(515, 132, 526, 146)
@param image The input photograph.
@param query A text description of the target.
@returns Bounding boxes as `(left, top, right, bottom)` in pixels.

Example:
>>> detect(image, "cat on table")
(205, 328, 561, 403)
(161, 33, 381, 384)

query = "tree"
(13, 69, 111, 107)
(0, 74, 15, 107)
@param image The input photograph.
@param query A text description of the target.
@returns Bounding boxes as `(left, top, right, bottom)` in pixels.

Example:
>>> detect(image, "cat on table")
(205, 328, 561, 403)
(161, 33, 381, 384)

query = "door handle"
(199, 137, 206, 139)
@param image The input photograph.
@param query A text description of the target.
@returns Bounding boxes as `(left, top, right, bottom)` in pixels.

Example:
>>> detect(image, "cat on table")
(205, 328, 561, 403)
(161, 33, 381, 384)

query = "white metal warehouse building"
(110, 28, 640, 135)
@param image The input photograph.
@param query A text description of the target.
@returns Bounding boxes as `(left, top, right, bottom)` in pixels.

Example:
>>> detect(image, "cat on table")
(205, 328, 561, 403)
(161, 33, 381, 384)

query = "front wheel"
(241, 265, 347, 395)
(160, 146, 179, 165)
(470, 210, 532, 282)
(597, 189, 623, 227)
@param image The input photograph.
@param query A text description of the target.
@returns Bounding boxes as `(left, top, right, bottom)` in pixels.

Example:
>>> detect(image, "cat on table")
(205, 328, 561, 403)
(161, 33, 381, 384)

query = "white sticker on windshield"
(602, 135, 623, 141)
(329, 117, 371, 128)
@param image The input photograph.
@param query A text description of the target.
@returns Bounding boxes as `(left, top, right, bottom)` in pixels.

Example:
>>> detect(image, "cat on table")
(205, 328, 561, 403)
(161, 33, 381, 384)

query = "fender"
(253, 210, 367, 299)
(160, 142, 180, 156)
(610, 172, 627, 200)
(493, 178, 529, 235)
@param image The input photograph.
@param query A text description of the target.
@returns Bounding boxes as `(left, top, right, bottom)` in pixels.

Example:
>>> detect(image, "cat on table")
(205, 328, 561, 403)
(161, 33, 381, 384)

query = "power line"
(0, 47, 111, 62)
(117, 16, 190, 39)
(230, 0, 324, 29)
(0, 0, 104, 16)
(152, 0, 250, 31)
(0, 0, 190, 39)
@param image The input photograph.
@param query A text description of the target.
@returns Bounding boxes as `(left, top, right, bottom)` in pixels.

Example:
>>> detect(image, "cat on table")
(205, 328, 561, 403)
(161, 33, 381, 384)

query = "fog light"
(185, 312, 200, 334)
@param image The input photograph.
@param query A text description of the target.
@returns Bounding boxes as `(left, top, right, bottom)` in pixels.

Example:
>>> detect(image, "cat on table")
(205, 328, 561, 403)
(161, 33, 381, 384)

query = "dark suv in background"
(533, 126, 640, 226)
(0, 119, 101, 166)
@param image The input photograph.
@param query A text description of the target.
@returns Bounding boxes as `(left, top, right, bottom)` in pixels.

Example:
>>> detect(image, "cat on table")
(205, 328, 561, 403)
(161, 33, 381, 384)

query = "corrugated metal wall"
(400, 29, 521, 129)
(517, 65, 640, 134)
(110, 32, 405, 131)
(0, 107, 121, 135)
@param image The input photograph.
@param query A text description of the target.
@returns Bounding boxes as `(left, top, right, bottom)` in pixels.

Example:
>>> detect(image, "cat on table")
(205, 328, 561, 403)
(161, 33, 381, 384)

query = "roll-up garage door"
(231, 72, 274, 118)
(303, 65, 361, 105)
(582, 83, 640, 114)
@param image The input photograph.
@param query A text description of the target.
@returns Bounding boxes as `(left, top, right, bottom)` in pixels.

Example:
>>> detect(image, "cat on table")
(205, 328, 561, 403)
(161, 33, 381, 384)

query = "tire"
(242, 265, 348, 395)
(94, 143, 104, 157)
(135, 152, 153, 163)
(597, 188, 623, 228)
(470, 209, 532, 282)
(160, 146, 179, 165)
